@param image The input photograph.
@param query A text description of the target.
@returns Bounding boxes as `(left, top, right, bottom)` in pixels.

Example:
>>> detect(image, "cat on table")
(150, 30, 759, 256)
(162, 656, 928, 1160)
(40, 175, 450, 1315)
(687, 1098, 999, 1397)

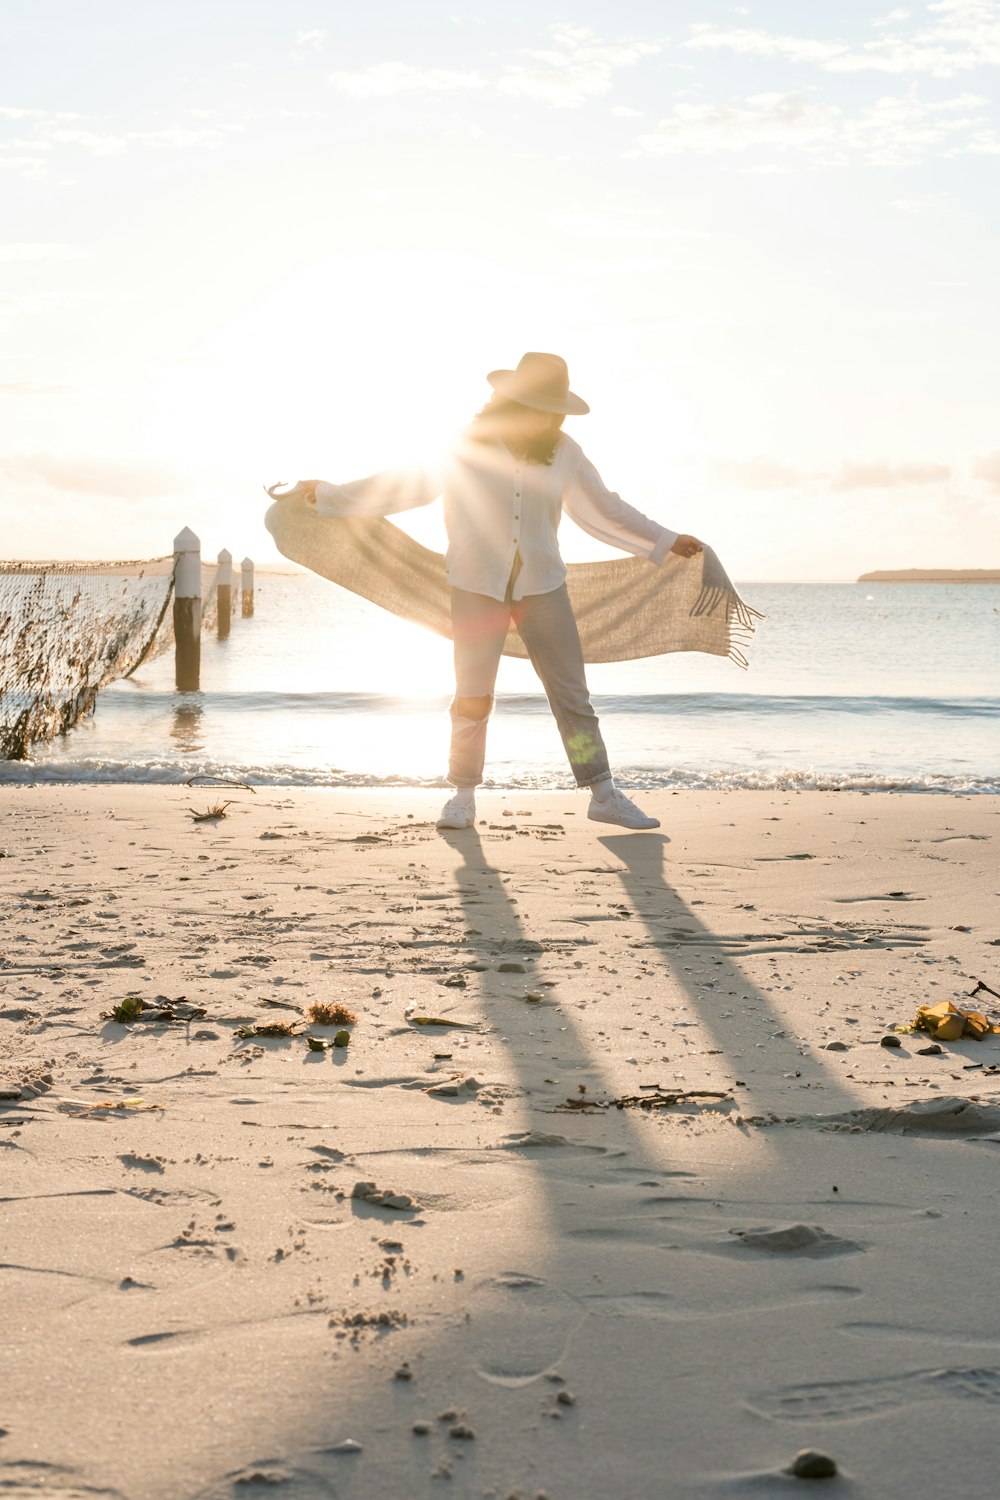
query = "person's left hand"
(670, 533, 703, 559)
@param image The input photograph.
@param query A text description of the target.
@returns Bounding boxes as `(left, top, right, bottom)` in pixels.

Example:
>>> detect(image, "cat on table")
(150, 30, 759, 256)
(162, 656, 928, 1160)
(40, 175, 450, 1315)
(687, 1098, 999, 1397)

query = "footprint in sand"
(464, 1271, 583, 1386)
(748, 1366, 1000, 1423)
(583, 1284, 861, 1321)
(0, 1459, 125, 1497)
(193, 1461, 332, 1499)
(724, 1224, 864, 1258)
(832, 891, 926, 903)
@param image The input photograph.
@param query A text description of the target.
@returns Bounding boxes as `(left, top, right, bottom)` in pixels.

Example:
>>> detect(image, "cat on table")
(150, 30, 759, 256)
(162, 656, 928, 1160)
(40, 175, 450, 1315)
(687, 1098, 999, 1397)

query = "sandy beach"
(2, 786, 999, 1499)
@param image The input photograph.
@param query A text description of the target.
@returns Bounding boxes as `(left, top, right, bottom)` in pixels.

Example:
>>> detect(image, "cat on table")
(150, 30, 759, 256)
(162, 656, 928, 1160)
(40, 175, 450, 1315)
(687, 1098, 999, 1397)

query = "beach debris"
(234, 1021, 299, 1039)
(448, 1423, 476, 1441)
(84, 1097, 162, 1113)
(497, 960, 527, 973)
(405, 1010, 479, 1030)
(187, 802, 233, 822)
(555, 1088, 733, 1113)
(789, 1449, 838, 1479)
(185, 774, 255, 792)
(917, 1042, 943, 1056)
(971, 977, 1000, 1002)
(899, 999, 1000, 1043)
(412, 1421, 432, 1435)
(307, 1001, 357, 1025)
(107, 994, 145, 1024)
(395, 1363, 413, 1381)
(352, 1181, 421, 1211)
(556, 1389, 576, 1406)
(332, 1029, 351, 1047)
(105, 994, 206, 1026)
(880, 1034, 902, 1048)
(328, 1439, 362, 1455)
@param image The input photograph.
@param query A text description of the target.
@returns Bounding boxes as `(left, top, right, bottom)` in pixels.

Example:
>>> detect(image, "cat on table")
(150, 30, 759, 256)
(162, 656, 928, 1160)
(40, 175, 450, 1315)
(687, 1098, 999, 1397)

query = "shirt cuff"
(650, 528, 679, 565)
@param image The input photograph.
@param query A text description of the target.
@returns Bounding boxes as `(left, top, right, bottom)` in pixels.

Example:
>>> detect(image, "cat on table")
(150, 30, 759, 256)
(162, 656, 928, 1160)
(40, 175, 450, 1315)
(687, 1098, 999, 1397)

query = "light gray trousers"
(448, 582, 612, 790)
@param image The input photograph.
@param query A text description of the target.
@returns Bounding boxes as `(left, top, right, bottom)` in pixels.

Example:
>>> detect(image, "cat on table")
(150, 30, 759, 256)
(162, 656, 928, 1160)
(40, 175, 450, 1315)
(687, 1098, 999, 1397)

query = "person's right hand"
(266, 480, 320, 504)
(670, 533, 703, 559)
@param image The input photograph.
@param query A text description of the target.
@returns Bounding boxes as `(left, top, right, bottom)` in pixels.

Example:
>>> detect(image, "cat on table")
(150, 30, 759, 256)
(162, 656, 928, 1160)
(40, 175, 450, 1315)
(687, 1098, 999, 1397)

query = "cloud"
(632, 86, 998, 164)
(715, 457, 809, 489)
(127, 126, 232, 149)
(683, 3, 1000, 79)
(632, 92, 842, 157)
(498, 24, 662, 108)
(0, 381, 73, 396)
(330, 61, 485, 97)
(0, 242, 92, 263)
(1, 453, 189, 499)
(714, 456, 953, 491)
(295, 28, 327, 49)
(0, 111, 237, 179)
(329, 25, 660, 108)
(890, 191, 953, 210)
(40, 125, 127, 156)
(684, 25, 849, 65)
(972, 451, 1000, 487)
(832, 459, 952, 490)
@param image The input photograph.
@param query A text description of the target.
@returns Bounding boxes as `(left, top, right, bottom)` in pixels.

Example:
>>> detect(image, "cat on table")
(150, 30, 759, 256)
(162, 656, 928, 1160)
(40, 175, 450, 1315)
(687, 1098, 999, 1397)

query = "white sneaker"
(437, 793, 476, 830)
(587, 787, 660, 830)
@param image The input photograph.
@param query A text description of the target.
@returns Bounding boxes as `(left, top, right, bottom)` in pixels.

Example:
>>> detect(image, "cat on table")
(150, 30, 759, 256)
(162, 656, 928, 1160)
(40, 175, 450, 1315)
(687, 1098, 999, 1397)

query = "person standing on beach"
(287, 353, 704, 830)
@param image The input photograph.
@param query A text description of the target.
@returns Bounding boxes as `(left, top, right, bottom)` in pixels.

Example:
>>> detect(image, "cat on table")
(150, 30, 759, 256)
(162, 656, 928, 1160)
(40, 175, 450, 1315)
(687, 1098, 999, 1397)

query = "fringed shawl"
(264, 496, 763, 666)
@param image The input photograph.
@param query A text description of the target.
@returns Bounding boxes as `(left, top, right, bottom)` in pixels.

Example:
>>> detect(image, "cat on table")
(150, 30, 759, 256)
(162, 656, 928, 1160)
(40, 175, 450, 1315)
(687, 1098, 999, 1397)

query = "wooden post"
(241, 556, 255, 617)
(217, 548, 232, 638)
(174, 527, 201, 691)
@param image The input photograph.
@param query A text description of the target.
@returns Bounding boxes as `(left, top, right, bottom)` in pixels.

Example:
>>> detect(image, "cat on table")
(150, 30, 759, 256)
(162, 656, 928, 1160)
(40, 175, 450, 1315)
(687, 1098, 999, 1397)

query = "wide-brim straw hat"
(486, 352, 590, 416)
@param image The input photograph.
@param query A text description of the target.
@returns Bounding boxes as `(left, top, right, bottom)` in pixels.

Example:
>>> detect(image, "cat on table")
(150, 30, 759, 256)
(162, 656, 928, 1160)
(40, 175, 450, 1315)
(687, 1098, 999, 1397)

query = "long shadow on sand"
(193, 820, 886, 1500)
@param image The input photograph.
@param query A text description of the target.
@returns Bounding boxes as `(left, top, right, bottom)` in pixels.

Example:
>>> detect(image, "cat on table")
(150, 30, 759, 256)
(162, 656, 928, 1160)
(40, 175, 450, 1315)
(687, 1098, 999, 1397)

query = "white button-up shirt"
(313, 433, 678, 603)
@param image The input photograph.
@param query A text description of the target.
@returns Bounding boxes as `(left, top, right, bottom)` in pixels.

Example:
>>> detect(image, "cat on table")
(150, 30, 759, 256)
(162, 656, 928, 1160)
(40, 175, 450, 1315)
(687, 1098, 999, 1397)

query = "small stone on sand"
(789, 1449, 838, 1479)
(880, 1034, 902, 1048)
(329, 1438, 363, 1455)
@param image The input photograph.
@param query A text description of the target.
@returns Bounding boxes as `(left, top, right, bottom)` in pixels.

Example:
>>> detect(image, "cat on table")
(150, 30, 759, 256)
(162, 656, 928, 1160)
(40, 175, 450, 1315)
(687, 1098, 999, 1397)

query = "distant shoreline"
(857, 569, 1000, 583)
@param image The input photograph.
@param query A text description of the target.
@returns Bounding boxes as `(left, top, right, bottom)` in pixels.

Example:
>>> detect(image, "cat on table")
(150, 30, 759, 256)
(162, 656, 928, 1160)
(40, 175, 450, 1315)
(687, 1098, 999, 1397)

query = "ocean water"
(3, 574, 998, 792)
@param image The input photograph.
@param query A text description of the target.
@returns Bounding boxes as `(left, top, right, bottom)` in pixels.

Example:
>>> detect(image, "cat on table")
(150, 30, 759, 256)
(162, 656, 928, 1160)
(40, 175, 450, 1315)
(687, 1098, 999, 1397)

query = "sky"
(1, 0, 998, 579)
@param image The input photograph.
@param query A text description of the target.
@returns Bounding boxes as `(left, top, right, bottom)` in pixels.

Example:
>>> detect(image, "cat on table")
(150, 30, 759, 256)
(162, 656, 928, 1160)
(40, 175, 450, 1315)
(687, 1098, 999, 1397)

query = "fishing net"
(0, 558, 177, 760)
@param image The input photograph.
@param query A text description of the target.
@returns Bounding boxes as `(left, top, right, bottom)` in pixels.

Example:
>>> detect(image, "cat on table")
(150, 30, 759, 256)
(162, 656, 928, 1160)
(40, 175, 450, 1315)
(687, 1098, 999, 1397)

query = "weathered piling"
(173, 527, 201, 691)
(241, 556, 254, 617)
(217, 548, 233, 639)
